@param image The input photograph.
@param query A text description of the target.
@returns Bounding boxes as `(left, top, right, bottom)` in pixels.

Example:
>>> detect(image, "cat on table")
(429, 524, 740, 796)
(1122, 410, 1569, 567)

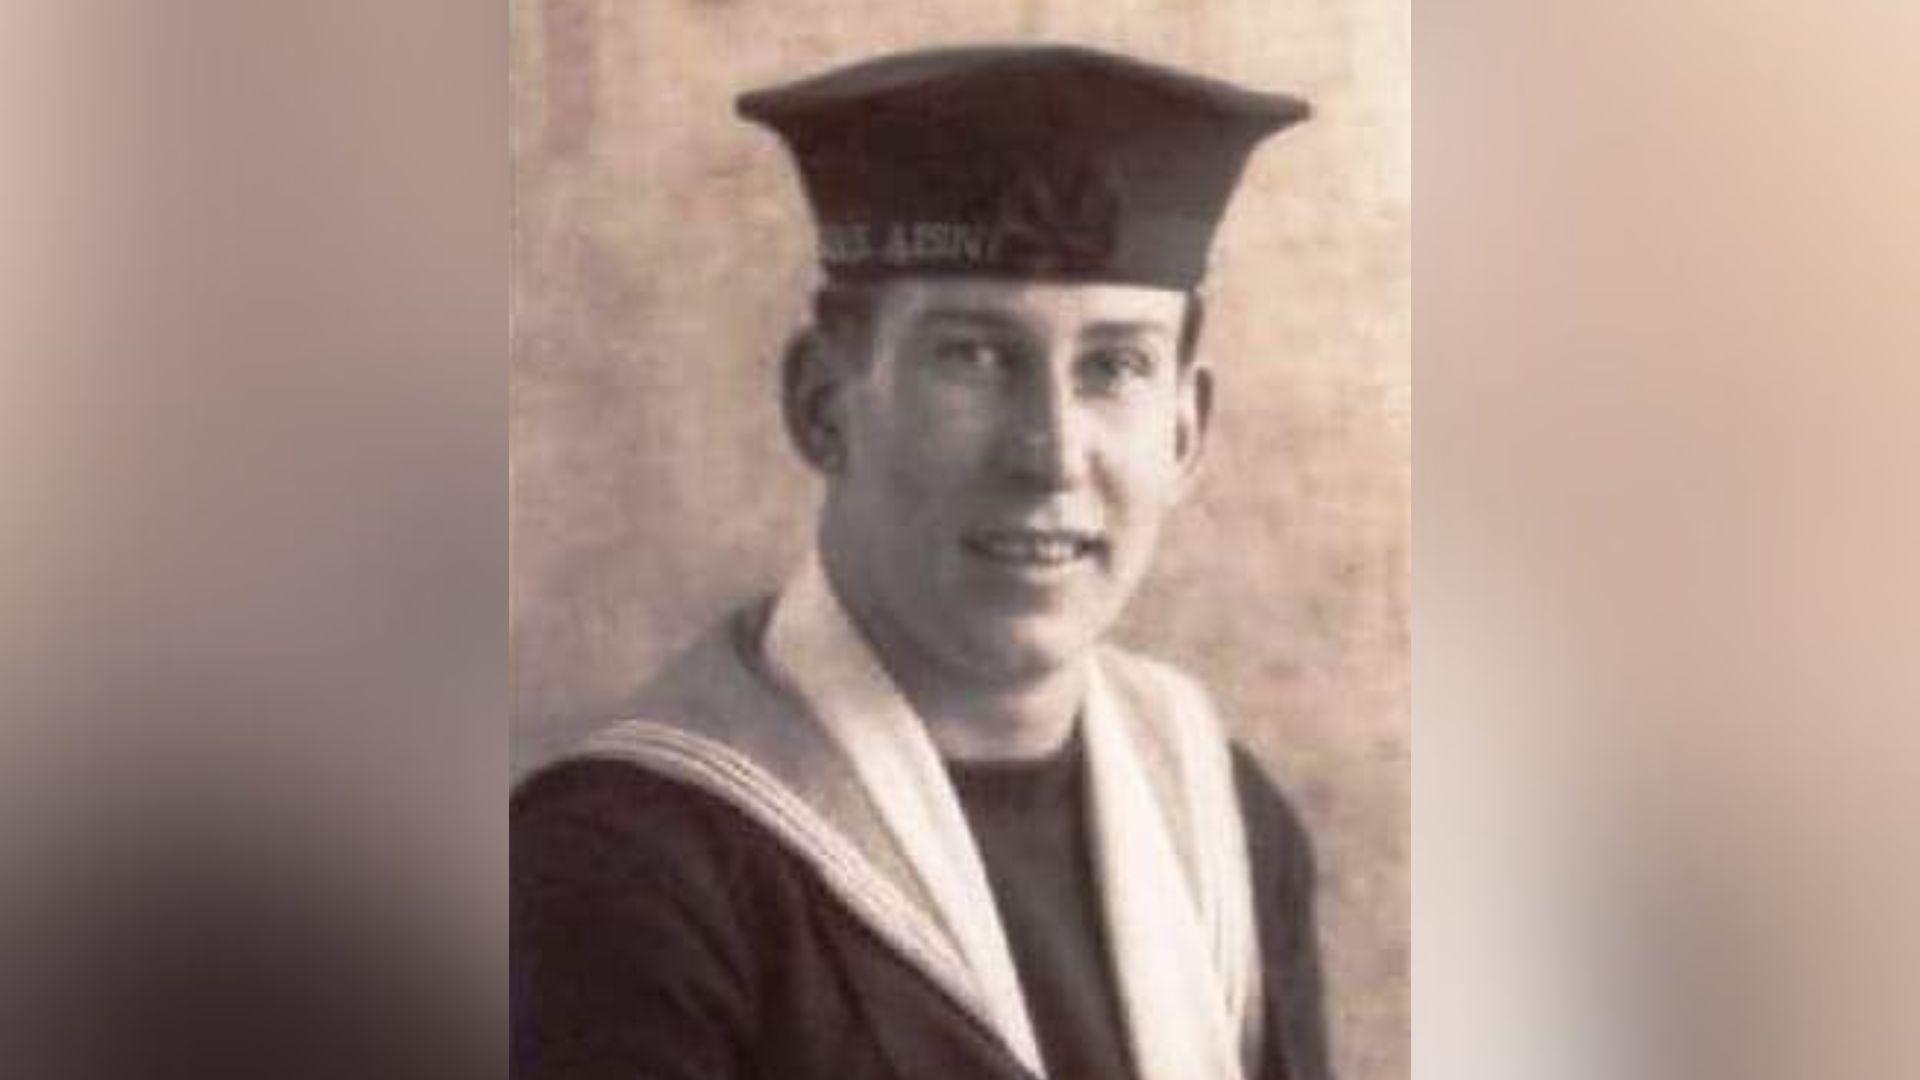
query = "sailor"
(514, 44, 1331, 1080)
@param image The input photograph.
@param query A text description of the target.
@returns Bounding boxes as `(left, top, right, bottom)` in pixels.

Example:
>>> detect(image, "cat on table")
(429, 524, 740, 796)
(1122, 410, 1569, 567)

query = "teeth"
(973, 532, 1094, 565)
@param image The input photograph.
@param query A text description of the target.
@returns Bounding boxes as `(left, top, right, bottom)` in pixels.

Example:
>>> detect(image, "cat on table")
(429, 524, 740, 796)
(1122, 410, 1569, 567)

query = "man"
(514, 45, 1330, 1080)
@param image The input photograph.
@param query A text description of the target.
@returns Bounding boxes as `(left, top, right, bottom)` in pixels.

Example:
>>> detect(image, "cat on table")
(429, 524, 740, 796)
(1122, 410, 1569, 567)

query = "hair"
(803, 280, 1209, 370)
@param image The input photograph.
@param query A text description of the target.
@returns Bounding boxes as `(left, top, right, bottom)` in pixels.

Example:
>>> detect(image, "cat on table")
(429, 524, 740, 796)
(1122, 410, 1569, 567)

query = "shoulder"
(510, 601, 788, 872)
(512, 762, 792, 1078)
(1226, 745, 1334, 1080)
(514, 757, 719, 838)
(1227, 744, 1318, 881)
(512, 757, 806, 919)
(511, 757, 819, 1015)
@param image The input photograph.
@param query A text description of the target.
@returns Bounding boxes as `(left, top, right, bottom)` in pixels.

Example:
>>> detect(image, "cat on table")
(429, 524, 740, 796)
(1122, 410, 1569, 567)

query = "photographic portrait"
(511, 6, 1406, 1079)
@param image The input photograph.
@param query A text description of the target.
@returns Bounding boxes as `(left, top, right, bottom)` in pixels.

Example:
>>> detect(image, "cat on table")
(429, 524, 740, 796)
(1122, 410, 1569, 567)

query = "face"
(812, 277, 1208, 689)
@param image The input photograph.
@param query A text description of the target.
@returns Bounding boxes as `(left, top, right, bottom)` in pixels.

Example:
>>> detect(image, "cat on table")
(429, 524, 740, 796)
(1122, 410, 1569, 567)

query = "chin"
(948, 611, 1102, 685)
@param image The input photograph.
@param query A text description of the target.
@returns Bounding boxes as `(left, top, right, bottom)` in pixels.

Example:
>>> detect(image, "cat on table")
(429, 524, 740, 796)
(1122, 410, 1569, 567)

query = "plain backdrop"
(511, 3, 1408, 1077)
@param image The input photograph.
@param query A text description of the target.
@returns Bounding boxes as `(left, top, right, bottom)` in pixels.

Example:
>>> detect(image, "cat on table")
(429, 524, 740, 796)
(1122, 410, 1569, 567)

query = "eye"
(1077, 344, 1158, 393)
(929, 336, 1014, 382)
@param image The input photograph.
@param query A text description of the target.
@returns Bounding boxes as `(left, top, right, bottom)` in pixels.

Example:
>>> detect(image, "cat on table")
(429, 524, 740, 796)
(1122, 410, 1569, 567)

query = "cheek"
(844, 398, 974, 538)
(1102, 407, 1189, 510)
(870, 384, 994, 489)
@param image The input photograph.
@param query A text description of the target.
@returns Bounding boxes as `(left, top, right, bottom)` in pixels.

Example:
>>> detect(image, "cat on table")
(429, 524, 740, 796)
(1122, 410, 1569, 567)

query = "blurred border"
(2, 1, 507, 1077)
(1418, 3, 1920, 1078)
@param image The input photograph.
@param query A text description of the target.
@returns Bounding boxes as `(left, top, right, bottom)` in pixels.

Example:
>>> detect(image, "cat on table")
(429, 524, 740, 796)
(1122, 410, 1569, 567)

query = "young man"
(514, 45, 1331, 1080)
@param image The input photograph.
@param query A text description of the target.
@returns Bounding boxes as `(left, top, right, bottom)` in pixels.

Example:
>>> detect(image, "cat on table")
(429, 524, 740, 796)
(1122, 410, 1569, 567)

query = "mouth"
(962, 528, 1105, 568)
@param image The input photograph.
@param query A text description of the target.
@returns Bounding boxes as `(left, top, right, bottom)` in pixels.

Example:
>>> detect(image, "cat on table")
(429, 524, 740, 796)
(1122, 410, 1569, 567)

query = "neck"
(904, 659, 1086, 763)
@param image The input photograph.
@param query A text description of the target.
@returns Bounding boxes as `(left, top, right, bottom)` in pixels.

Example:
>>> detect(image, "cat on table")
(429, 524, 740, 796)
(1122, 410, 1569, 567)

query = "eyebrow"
(1079, 320, 1174, 340)
(912, 310, 1172, 340)
(913, 308, 1027, 332)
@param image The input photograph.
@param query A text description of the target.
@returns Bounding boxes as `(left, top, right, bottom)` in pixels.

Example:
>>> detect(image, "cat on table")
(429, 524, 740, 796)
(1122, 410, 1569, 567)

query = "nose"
(1001, 360, 1089, 491)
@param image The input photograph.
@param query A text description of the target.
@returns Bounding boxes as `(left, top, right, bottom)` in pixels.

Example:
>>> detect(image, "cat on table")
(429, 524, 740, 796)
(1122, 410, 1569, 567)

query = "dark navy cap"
(737, 45, 1309, 289)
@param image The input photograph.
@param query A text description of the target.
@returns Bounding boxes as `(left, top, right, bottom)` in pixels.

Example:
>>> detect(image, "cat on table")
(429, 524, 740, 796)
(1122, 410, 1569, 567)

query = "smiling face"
(808, 277, 1209, 691)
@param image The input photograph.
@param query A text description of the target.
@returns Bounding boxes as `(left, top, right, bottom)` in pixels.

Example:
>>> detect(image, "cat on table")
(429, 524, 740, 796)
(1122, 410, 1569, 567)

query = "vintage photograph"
(512, 6, 1406, 1079)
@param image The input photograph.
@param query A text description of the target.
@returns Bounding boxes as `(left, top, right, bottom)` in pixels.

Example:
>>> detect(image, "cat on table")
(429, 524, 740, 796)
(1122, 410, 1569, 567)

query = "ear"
(1173, 362, 1213, 488)
(781, 328, 852, 475)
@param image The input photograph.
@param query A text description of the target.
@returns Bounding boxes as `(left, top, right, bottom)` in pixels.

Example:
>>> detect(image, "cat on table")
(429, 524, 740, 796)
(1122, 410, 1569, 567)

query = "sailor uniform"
(512, 559, 1331, 1080)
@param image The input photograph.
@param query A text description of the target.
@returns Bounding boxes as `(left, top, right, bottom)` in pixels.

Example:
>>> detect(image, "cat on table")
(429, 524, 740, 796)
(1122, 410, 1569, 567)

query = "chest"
(736, 868, 1040, 1080)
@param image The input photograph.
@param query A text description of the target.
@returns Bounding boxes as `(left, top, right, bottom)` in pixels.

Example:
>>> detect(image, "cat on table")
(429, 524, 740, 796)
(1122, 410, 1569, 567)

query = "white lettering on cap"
(829, 221, 1001, 267)
(819, 223, 873, 264)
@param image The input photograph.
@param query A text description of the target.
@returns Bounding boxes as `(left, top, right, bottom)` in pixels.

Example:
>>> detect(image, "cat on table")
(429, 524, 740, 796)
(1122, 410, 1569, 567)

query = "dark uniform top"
(511, 740, 1330, 1080)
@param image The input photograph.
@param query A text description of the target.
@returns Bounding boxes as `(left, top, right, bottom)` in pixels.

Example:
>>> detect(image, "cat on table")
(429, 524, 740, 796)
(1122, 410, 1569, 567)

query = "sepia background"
(511, 2, 1408, 1076)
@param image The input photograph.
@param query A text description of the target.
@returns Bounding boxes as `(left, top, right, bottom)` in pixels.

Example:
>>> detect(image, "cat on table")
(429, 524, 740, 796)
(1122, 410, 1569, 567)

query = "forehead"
(870, 277, 1187, 335)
